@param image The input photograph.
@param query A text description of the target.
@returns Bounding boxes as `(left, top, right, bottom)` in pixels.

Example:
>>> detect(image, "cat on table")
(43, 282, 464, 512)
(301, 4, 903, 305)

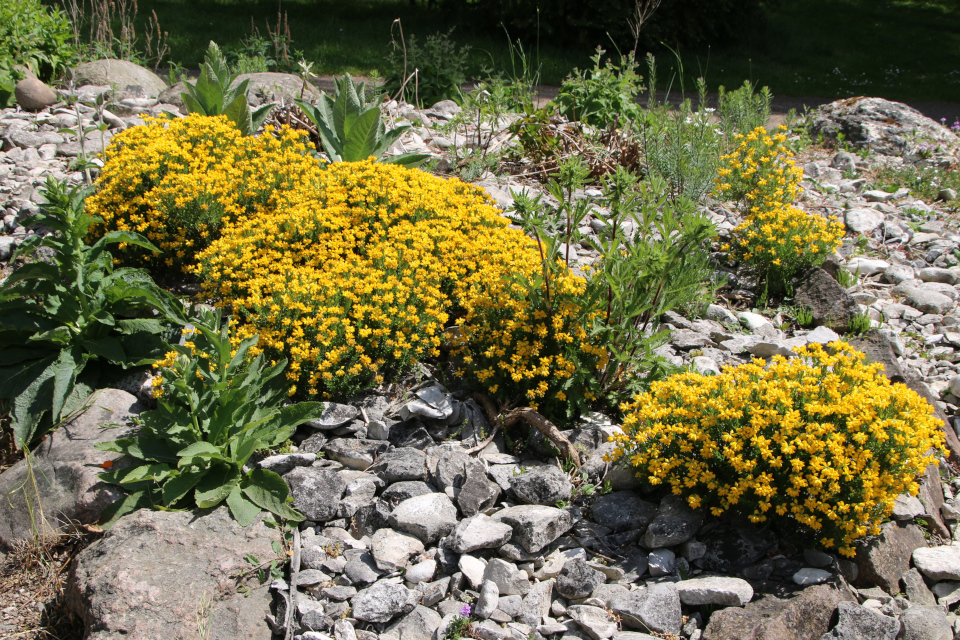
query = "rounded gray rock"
(510, 466, 572, 505)
(389, 492, 459, 543)
(557, 558, 605, 599)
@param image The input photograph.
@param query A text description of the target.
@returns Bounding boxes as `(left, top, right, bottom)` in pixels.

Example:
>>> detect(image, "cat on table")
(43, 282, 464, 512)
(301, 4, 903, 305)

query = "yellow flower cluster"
(86, 114, 321, 275)
(453, 259, 609, 416)
(195, 159, 554, 399)
(716, 126, 843, 283)
(608, 342, 945, 557)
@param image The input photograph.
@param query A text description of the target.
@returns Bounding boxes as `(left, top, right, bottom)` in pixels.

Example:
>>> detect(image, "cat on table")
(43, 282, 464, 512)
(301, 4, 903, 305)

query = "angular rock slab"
(702, 582, 856, 640)
(675, 576, 754, 607)
(641, 495, 703, 548)
(913, 545, 960, 581)
(609, 583, 682, 636)
(0, 389, 143, 550)
(854, 521, 927, 592)
(493, 505, 573, 553)
(820, 601, 899, 640)
(66, 506, 278, 640)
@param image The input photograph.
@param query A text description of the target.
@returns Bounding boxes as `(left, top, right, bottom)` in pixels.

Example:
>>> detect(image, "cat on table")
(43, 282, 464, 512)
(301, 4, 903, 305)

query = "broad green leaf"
(223, 92, 253, 136)
(194, 463, 241, 508)
(342, 108, 382, 161)
(161, 468, 204, 506)
(95, 436, 180, 463)
(99, 462, 173, 487)
(80, 336, 126, 363)
(99, 490, 154, 529)
(227, 486, 261, 526)
(242, 468, 304, 522)
(384, 152, 431, 169)
(50, 347, 82, 423)
(176, 441, 223, 459)
(30, 326, 74, 345)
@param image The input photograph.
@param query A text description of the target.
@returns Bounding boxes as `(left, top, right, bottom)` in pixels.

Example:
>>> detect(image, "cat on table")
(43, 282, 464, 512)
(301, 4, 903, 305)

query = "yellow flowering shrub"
(195, 159, 585, 400)
(609, 342, 945, 557)
(716, 126, 843, 284)
(452, 259, 610, 418)
(716, 126, 803, 210)
(86, 114, 321, 276)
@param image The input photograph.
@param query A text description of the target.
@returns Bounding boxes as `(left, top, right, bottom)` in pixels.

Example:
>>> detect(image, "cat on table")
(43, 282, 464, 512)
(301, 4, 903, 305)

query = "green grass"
(67, 0, 960, 103)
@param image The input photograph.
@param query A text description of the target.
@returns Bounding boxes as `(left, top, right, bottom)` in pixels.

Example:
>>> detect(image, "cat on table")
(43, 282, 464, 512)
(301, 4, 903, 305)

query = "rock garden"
(6, 16, 960, 640)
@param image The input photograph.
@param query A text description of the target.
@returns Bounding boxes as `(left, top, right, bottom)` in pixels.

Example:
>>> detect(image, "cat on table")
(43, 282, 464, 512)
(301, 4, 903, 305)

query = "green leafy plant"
(296, 74, 428, 168)
(181, 41, 275, 137)
(384, 28, 470, 108)
(0, 177, 187, 449)
(716, 80, 772, 144)
(95, 308, 329, 526)
(553, 47, 643, 129)
(847, 312, 872, 336)
(0, 0, 77, 107)
(793, 305, 814, 328)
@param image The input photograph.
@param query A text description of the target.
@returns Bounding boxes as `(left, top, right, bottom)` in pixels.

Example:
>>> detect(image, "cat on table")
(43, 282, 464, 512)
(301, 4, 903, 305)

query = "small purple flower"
(459, 604, 472, 618)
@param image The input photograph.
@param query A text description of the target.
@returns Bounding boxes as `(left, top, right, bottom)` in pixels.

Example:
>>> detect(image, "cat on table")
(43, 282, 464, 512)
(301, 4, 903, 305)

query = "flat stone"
(384, 605, 442, 640)
(820, 601, 899, 640)
(351, 581, 420, 623)
(846, 257, 890, 276)
(702, 583, 856, 640)
(901, 568, 936, 606)
(793, 568, 832, 585)
(285, 467, 347, 522)
(0, 389, 143, 549)
(510, 466, 572, 505)
(898, 606, 952, 640)
(609, 583, 682, 635)
(305, 403, 360, 430)
(494, 505, 573, 553)
(556, 558, 605, 599)
(590, 491, 658, 534)
(370, 528, 424, 572)
(448, 514, 515, 554)
(368, 448, 428, 482)
(675, 576, 754, 607)
(642, 495, 703, 548)
(65, 506, 277, 639)
(389, 493, 458, 543)
(483, 558, 531, 596)
(568, 605, 618, 640)
(913, 545, 960, 581)
(844, 208, 885, 234)
(932, 581, 960, 606)
(322, 438, 389, 470)
(257, 452, 317, 475)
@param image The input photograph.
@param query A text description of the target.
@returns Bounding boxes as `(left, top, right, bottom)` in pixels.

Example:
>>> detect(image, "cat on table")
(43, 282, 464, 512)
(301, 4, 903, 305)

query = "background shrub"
(196, 159, 546, 399)
(609, 342, 946, 557)
(86, 114, 321, 277)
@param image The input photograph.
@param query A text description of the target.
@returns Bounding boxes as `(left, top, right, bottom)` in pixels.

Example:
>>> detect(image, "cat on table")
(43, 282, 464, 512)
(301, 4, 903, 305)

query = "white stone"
(913, 546, 960, 581)
(568, 605, 618, 640)
(847, 257, 890, 276)
(647, 549, 676, 577)
(844, 208, 885, 234)
(459, 555, 487, 589)
(675, 576, 754, 606)
(738, 311, 771, 331)
(792, 568, 832, 585)
(404, 559, 437, 584)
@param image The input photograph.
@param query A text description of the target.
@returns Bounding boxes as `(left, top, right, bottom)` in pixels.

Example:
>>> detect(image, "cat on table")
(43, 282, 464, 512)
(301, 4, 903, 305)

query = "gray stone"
(73, 59, 168, 97)
(913, 545, 960, 581)
(476, 580, 500, 619)
(844, 208, 885, 234)
(234, 72, 321, 106)
(459, 554, 487, 589)
(66, 506, 277, 640)
(794, 268, 861, 332)
(15, 78, 57, 111)
(404, 559, 436, 584)
(520, 578, 554, 626)
(306, 403, 361, 430)
(381, 481, 435, 506)
(931, 581, 960, 606)
(793, 568, 832, 586)
(854, 521, 926, 592)
(417, 577, 450, 607)
(432, 449, 500, 516)
(819, 601, 899, 640)
(344, 552, 382, 584)
(385, 605, 443, 640)
(590, 491, 658, 534)
(351, 581, 420, 623)
(494, 505, 573, 553)
(371, 528, 424, 572)
(703, 583, 856, 640)
(389, 493, 459, 543)
(647, 549, 676, 576)
(483, 558, 531, 596)
(900, 568, 936, 606)
(919, 267, 960, 285)
(285, 467, 347, 522)
(898, 606, 952, 640)
(0, 389, 143, 549)
(510, 466, 572, 506)
(676, 576, 753, 607)
(609, 583, 682, 635)
(568, 605, 618, 640)
(322, 438, 388, 470)
(892, 494, 925, 520)
(641, 495, 703, 548)
(905, 287, 954, 314)
(339, 477, 380, 518)
(448, 514, 515, 554)
(557, 558, 605, 599)
(257, 452, 317, 475)
(368, 448, 428, 482)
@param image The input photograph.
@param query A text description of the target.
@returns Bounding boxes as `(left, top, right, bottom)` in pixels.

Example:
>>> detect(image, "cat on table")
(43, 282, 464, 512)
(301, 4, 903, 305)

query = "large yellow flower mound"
(195, 159, 544, 399)
(86, 114, 322, 275)
(609, 342, 946, 557)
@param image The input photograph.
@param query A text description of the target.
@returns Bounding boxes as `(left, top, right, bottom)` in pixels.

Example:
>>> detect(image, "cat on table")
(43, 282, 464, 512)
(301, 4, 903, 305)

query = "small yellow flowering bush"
(196, 159, 585, 400)
(716, 126, 803, 209)
(86, 114, 321, 276)
(716, 126, 843, 285)
(609, 342, 945, 557)
(453, 258, 609, 418)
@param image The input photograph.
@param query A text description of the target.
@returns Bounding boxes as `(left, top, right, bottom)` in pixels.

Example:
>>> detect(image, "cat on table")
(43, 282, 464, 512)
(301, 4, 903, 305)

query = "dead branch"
(470, 393, 581, 467)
